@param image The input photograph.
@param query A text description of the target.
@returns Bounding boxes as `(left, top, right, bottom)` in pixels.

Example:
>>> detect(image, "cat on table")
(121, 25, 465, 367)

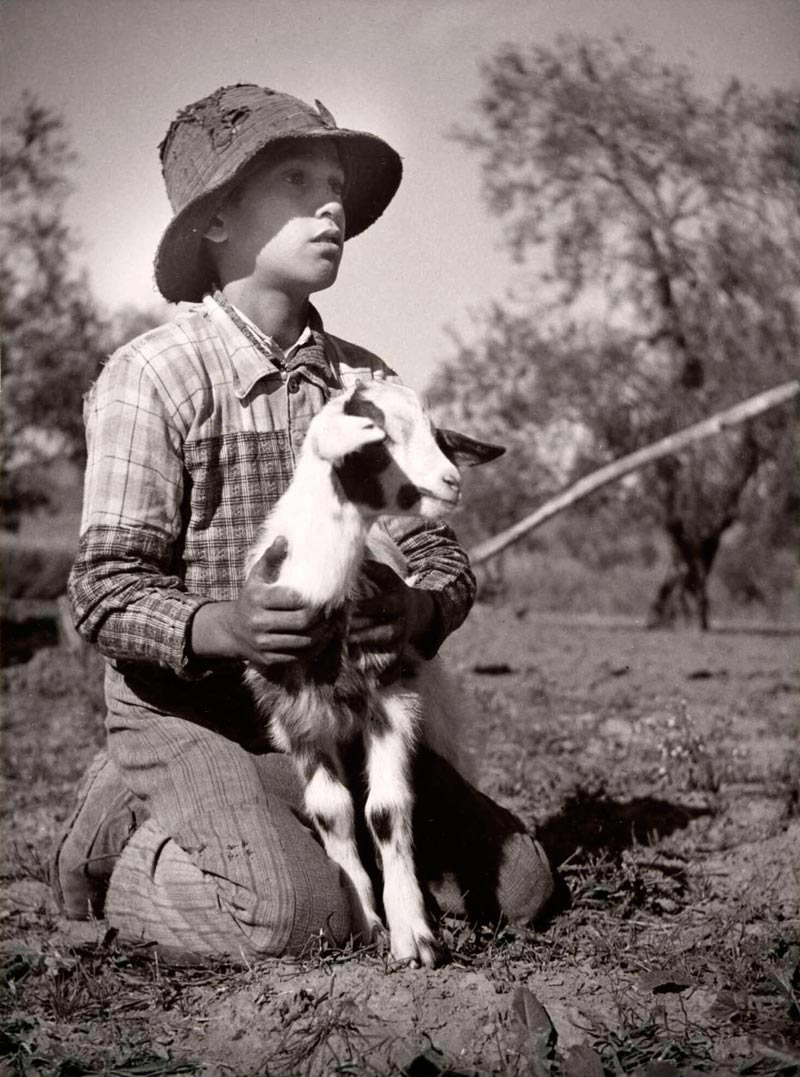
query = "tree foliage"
(433, 35, 800, 625)
(1, 95, 108, 529)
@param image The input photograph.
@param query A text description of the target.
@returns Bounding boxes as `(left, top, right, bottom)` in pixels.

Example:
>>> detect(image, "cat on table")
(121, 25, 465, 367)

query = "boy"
(54, 84, 553, 961)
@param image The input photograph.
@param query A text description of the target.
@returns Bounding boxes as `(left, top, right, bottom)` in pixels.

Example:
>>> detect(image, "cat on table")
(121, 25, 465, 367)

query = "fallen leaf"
(511, 986, 556, 1075)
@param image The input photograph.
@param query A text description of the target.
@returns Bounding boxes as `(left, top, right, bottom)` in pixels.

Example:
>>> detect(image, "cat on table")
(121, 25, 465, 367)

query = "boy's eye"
(284, 169, 306, 186)
(329, 177, 345, 196)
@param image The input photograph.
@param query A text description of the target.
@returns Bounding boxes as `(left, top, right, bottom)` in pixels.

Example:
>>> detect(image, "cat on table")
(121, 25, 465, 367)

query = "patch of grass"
(590, 1015, 715, 1074)
(0, 938, 234, 1076)
(644, 701, 722, 795)
(3, 839, 52, 886)
(1, 617, 797, 1075)
(266, 978, 402, 1075)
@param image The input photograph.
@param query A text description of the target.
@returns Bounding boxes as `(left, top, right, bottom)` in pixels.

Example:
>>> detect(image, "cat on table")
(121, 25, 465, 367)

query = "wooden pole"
(469, 380, 800, 566)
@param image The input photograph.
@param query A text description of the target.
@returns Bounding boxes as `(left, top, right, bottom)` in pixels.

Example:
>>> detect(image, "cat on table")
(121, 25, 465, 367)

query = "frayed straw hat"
(153, 83, 403, 303)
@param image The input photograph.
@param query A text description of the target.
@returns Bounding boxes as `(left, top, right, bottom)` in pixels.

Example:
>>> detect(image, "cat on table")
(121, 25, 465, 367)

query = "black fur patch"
(397, 483, 420, 510)
(335, 439, 391, 509)
(308, 639, 343, 685)
(369, 806, 394, 844)
(343, 390, 386, 429)
(335, 388, 392, 508)
(364, 696, 391, 733)
(299, 751, 338, 786)
(314, 813, 334, 835)
(307, 608, 347, 685)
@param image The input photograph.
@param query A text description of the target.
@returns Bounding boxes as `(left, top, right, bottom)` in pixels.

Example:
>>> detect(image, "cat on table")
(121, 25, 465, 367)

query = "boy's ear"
(203, 212, 228, 244)
(435, 428, 506, 468)
(312, 412, 387, 464)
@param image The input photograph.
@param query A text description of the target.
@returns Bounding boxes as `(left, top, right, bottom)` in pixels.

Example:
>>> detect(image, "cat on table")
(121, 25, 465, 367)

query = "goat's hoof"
(369, 922, 390, 954)
(390, 927, 448, 970)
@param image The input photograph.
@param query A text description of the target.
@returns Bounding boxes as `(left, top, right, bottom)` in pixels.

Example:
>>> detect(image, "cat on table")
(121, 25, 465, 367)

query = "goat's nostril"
(443, 473, 461, 491)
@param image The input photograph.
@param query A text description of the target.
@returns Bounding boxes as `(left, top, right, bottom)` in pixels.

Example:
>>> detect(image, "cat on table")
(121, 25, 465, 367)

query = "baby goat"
(244, 381, 503, 967)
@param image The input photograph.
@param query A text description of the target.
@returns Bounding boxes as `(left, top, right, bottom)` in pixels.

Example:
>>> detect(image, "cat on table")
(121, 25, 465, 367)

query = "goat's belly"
(244, 659, 374, 750)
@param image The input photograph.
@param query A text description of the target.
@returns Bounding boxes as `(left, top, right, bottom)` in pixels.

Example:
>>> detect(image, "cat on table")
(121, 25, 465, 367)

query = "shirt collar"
(233, 307, 313, 362)
(202, 293, 326, 399)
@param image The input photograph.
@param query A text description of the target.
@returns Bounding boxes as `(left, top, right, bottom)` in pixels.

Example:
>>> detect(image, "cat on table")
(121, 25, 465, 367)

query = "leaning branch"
(469, 380, 800, 566)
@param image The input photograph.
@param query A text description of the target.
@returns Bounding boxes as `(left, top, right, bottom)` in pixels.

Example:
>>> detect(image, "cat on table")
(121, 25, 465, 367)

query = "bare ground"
(1, 607, 798, 1076)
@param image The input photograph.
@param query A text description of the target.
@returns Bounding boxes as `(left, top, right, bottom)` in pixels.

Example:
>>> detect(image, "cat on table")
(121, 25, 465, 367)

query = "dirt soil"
(1, 608, 798, 1076)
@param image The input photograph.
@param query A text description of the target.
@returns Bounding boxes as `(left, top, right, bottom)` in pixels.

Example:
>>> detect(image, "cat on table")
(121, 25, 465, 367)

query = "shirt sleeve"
(67, 348, 210, 678)
(381, 516, 477, 658)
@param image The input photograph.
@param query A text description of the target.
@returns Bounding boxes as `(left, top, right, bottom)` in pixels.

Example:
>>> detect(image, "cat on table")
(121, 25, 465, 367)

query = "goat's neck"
(269, 454, 373, 609)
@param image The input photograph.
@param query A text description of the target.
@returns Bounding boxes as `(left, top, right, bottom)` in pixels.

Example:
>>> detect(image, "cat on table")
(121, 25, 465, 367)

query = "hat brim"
(153, 128, 402, 304)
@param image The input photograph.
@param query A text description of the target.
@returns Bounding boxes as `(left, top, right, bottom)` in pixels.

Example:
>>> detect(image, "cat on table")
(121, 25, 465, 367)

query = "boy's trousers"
(53, 662, 554, 962)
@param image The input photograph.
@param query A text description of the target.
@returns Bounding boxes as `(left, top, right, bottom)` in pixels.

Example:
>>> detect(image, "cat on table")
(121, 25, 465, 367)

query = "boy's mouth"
(312, 228, 343, 249)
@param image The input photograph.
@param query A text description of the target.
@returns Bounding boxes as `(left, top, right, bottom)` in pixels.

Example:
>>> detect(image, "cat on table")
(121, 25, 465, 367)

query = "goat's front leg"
(365, 690, 444, 968)
(296, 745, 384, 945)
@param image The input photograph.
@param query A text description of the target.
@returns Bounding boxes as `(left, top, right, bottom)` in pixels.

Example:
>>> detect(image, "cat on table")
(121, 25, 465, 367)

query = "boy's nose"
(316, 200, 345, 230)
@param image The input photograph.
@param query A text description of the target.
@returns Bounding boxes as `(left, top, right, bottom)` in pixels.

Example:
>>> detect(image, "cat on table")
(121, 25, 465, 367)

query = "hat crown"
(159, 83, 338, 214)
(153, 83, 402, 303)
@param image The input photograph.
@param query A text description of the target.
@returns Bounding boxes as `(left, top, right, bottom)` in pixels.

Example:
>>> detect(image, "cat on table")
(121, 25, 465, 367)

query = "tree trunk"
(647, 529, 723, 631)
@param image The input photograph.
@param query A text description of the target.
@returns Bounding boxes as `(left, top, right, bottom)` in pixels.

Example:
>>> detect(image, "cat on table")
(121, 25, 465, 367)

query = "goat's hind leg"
(296, 744, 384, 946)
(365, 689, 445, 968)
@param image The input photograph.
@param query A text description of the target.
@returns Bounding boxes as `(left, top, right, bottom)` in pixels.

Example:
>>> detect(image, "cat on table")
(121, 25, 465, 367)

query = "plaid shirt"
(68, 294, 475, 687)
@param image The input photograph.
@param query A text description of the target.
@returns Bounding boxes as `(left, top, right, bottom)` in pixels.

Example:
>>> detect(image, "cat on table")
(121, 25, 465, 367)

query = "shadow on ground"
(538, 788, 712, 869)
(535, 788, 714, 919)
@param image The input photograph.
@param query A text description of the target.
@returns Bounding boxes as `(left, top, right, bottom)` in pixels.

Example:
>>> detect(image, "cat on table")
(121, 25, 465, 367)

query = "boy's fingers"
(252, 606, 333, 633)
(250, 651, 306, 669)
(254, 585, 312, 612)
(254, 632, 317, 653)
(249, 535, 289, 582)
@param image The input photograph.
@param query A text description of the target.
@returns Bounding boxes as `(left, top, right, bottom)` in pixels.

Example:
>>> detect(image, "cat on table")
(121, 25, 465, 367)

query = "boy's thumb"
(251, 535, 288, 583)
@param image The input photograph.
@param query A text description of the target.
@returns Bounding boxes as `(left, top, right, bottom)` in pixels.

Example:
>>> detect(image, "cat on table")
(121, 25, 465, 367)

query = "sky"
(3, 0, 799, 390)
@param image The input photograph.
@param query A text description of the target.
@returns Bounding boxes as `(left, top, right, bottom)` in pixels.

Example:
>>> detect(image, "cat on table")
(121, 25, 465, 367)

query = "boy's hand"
(191, 536, 332, 667)
(349, 560, 435, 678)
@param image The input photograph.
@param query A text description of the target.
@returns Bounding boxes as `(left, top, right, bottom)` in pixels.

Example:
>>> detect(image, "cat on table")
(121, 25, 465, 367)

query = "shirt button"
(287, 377, 300, 394)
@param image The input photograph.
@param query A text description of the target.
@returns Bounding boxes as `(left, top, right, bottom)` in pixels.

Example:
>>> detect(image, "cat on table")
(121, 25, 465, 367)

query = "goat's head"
(308, 381, 504, 519)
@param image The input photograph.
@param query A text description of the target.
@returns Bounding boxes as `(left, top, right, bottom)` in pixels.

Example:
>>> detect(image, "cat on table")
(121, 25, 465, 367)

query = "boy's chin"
(272, 262, 341, 297)
(246, 257, 341, 301)
(309, 273, 339, 293)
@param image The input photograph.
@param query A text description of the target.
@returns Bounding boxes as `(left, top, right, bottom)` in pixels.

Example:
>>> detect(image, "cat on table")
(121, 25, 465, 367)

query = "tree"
(433, 35, 800, 627)
(1, 95, 108, 529)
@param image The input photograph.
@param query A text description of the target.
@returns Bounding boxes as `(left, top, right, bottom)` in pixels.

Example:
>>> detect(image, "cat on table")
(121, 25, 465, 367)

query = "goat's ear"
(343, 385, 386, 429)
(312, 413, 386, 463)
(436, 428, 506, 468)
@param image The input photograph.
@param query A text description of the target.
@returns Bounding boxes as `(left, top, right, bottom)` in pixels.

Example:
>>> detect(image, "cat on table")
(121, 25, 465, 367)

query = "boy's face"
(211, 139, 347, 298)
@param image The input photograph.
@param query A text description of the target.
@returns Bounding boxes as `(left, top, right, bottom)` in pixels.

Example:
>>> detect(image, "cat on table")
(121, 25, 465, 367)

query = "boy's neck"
(221, 282, 311, 350)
